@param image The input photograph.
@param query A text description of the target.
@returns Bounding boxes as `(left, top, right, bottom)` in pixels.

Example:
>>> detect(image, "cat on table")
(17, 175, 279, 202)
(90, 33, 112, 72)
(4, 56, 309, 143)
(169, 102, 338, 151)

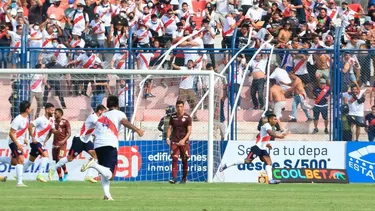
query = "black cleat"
(169, 178, 177, 184)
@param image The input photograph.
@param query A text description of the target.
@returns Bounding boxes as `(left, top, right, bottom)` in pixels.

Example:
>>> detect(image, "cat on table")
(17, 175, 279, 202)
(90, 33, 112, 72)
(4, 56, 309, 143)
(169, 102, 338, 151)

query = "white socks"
(101, 177, 111, 198)
(55, 157, 68, 170)
(23, 159, 34, 172)
(0, 156, 11, 164)
(91, 162, 112, 180)
(16, 164, 23, 184)
(266, 165, 273, 180)
(39, 157, 48, 174)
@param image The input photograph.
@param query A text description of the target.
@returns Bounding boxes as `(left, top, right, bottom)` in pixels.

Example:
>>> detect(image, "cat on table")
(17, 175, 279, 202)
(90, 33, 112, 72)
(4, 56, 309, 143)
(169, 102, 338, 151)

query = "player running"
(0, 101, 31, 186)
(219, 113, 286, 184)
(49, 105, 107, 183)
(80, 96, 144, 200)
(24, 103, 57, 182)
(51, 108, 71, 182)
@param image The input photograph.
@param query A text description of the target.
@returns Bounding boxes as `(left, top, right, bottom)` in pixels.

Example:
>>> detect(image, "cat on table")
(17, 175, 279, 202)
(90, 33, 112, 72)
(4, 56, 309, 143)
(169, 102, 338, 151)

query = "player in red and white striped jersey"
(81, 96, 144, 200)
(0, 101, 31, 186)
(49, 105, 107, 183)
(24, 103, 57, 182)
(219, 113, 286, 184)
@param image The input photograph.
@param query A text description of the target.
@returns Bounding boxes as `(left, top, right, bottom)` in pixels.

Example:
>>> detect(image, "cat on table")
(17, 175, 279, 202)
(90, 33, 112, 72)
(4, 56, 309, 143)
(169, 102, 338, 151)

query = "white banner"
(213, 141, 346, 183)
(0, 138, 92, 181)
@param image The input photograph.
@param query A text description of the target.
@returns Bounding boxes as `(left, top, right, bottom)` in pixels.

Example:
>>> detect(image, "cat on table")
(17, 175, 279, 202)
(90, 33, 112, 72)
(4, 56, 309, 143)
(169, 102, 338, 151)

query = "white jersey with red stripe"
(161, 14, 179, 35)
(293, 58, 308, 75)
(70, 38, 86, 48)
(42, 30, 55, 48)
(54, 44, 69, 66)
(30, 74, 44, 93)
(77, 53, 102, 69)
(137, 53, 154, 70)
(112, 52, 128, 69)
(7, 114, 29, 145)
(29, 28, 42, 47)
(90, 20, 106, 40)
(32, 115, 55, 143)
(146, 19, 164, 36)
(78, 113, 99, 143)
(94, 110, 127, 149)
(95, 4, 112, 26)
(255, 123, 272, 150)
(176, 9, 191, 23)
(135, 29, 152, 45)
(223, 16, 235, 37)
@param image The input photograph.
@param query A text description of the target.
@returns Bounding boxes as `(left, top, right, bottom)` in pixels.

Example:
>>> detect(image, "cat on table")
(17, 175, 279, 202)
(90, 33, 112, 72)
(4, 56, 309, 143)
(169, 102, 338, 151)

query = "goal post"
(0, 69, 224, 183)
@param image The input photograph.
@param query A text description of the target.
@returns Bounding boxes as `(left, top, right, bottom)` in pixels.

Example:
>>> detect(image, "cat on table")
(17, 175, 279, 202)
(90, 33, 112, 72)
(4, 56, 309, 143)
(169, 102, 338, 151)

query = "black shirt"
(0, 32, 11, 47)
(111, 15, 129, 27)
(28, 5, 43, 25)
(366, 113, 375, 131)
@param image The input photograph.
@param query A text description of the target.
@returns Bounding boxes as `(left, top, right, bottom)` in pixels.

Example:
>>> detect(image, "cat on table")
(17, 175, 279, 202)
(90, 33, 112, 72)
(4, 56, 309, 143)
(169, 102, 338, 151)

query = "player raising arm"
(80, 96, 144, 200)
(167, 100, 192, 184)
(24, 103, 57, 182)
(219, 113, 286, 184)
(49, 105, 107, 183)
(0, 101, 31, 186)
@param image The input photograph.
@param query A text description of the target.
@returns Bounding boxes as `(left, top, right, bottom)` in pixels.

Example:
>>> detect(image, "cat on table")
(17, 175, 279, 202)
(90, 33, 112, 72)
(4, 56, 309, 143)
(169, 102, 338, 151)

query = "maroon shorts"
(52, 146, 67, 162)
(171, 142, 190, 159)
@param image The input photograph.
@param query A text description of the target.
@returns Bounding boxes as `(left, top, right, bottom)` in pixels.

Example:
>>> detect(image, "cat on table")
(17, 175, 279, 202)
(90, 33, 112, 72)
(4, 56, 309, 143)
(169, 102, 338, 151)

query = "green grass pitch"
(0, 181, 374, 211)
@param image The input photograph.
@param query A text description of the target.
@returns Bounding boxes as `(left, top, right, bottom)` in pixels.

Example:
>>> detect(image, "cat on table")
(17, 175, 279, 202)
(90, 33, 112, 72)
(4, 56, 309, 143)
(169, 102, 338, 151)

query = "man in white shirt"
(172, 59, 198, 121)
(343, 85, 369, 141)
(30, 64, 46, 119)
(81, 95, 144, 200)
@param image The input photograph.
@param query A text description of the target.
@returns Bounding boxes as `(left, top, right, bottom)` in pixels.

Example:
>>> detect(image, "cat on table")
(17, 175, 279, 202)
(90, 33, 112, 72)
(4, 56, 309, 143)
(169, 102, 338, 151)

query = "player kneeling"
(49, 105, 107, 183)
(219, 113, 286, 184)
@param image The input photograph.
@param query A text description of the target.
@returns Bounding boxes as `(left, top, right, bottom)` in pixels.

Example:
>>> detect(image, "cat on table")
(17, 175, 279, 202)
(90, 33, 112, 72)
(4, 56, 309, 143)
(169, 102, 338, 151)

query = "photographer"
(343, 84, 370, 141)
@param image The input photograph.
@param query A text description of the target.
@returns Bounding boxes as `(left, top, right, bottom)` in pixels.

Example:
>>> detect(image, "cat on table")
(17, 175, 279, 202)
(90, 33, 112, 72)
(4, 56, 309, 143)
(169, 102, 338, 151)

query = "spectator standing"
(0, 24, 10, 69)
(47, 0, 65, 28)
(312, 79, 329, 134)
(30, 64, 46, 119)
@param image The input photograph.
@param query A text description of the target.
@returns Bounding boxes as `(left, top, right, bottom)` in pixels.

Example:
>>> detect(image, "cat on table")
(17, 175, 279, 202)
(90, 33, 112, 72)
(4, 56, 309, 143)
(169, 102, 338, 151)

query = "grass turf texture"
(0, 182, 374, 211)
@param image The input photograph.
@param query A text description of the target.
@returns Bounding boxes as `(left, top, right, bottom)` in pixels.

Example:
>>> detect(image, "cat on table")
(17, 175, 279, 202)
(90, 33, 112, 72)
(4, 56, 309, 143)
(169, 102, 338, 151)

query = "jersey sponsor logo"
(346, 142, 375, 183)
(116, 146, 142, 178)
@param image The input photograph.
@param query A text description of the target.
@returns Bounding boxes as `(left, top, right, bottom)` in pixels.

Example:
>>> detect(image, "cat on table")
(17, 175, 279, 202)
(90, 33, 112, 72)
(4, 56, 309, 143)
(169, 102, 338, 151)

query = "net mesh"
(3, 71, 223, 182)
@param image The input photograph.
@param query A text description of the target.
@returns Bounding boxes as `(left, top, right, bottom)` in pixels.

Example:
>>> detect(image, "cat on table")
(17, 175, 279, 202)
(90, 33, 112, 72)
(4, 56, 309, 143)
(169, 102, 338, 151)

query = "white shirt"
(343, 90, 366, 117)
(246, 8, 266, 21)
(270, 67, 292, 90)
(78, 113, 98, 143)
(223, 16, 235, 37)
(177, 9, 192, 23)
(112, 53, 128, 69)
(293, 58, 308, 75)
(7, 114, 29, 145)
(77, 53, 102, 69)
(90, 20, 106, 40)
(179, 67, 195, 89)
(8, 31, 22, 52)
(202, 27, 215, 45)
(32, 115, 55, 143)
(256, 123, 272, 150)
(54, 44, 69, 66)
(29, 28, 42, 47)
(70, 10, 89, 35)
(250, 58, 267, 74)
(137, 53, 154, 70)
(118, 85, 129, 107)
(216, 0, 229, 14)
(95, 4, 112, 26)
(70, 38, 85, 48)
(184, 37, 204, 65)
(94, 109, 127, 149)
(135, 29, 152, 45)
(30, 74, 44, 93)
(161, 15, 179, 35)
(146, 19, 164, 37)
(229, 58, 245, 85)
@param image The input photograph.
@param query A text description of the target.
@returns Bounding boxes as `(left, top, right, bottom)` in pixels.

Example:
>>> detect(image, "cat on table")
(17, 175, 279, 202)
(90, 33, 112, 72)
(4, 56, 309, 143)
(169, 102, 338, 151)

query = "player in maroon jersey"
(51, 108, 71, 181)
(167, 100, 192, 184)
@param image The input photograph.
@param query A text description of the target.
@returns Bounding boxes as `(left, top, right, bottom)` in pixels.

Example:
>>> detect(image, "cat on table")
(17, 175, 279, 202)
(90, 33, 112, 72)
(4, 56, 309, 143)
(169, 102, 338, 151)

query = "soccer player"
(24, 103, 56, 182)
(167, 100, 192, 184)
(81, 96, 144, 200)
(219, 113, 286, 184)
(0, 101, 31, 186)
(52, 108, 71, 182)
(49, 105, 107, 183)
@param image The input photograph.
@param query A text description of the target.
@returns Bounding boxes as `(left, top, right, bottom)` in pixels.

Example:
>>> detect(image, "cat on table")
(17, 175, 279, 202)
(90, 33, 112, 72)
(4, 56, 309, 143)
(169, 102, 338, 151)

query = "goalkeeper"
(158, 106, 175, 140)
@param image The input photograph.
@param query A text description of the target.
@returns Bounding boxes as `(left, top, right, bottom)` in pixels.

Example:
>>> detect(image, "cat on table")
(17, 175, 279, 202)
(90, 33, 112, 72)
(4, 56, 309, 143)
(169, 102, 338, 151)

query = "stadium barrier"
(1, 138, 373, 183)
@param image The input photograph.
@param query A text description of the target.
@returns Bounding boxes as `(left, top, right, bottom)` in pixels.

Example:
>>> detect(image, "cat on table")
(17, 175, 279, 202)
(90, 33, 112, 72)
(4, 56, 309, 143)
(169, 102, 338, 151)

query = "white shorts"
(273, 101, 286, 119)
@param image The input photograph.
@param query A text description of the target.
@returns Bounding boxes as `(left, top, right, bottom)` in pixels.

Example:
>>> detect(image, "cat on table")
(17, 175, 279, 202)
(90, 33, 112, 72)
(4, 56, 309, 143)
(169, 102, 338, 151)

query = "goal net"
(0, 69, 224, 183)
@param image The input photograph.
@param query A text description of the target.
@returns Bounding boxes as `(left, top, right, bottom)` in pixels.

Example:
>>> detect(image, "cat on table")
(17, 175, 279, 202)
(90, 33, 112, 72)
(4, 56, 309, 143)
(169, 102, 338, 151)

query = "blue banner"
(114, 141, 209, 182)
(346, 142, 375, 183)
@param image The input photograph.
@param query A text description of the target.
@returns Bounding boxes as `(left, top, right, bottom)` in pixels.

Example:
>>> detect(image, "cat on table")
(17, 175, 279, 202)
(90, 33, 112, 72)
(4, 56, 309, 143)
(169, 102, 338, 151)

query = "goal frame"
(2, 68, 224, 183)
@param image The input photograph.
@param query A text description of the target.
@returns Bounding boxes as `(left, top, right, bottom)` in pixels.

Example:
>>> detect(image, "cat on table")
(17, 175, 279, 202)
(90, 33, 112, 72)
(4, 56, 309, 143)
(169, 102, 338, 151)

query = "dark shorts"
(247, 145, 269, 161)
(29, 142, 46, 157)
(52, 146, 67, 161)
(9, 143, 23, 158)
(95, 146, 118, 174)
(171, 142, 190, 160)
(68, 136, 94, 158)
(313, 106, 328, 120)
